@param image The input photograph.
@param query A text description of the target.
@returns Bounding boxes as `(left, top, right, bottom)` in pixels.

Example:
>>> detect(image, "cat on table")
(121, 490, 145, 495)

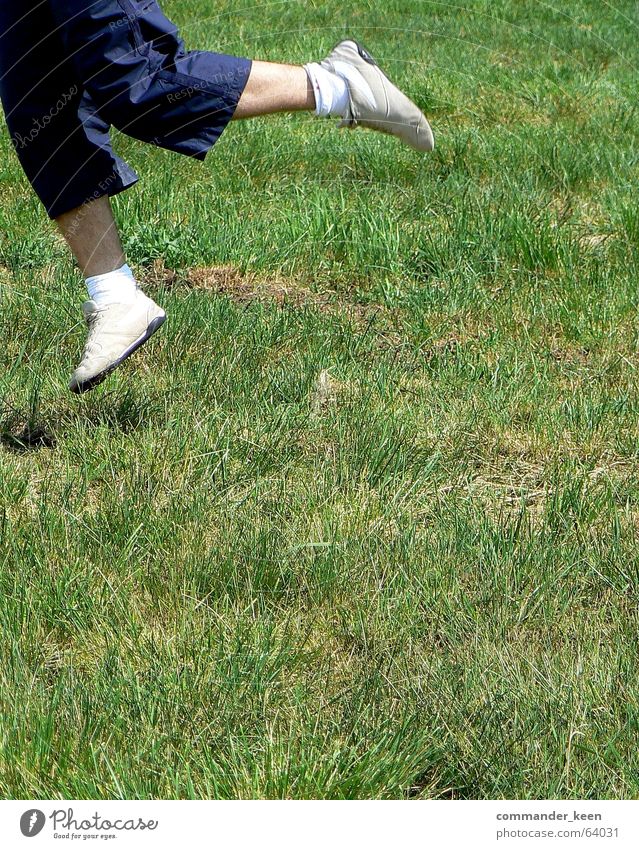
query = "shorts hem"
(45, 170, 139, 219)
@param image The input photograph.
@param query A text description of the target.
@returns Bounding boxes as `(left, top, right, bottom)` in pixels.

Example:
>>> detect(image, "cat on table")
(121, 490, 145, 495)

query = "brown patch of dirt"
(139, 260, 392, 324)
(188, 265, 327, 307)
(140, 258, 185, 289)
(141, 259, 327, 306)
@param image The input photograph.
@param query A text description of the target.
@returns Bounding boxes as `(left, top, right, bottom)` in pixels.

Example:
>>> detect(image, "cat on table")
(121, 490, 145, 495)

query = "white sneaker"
(69, 290, 166, 394)
(320, 39, 434, 152)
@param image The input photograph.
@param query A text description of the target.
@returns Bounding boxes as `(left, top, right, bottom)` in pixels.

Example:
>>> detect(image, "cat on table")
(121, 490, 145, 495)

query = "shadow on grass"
(0, 388, 163, 452)
(0, 421, 55, 453)
(75, 388, 164, 433)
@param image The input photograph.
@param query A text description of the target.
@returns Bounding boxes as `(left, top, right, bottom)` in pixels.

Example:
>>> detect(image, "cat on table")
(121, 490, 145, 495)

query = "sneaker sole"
(70, 313, 167, 395)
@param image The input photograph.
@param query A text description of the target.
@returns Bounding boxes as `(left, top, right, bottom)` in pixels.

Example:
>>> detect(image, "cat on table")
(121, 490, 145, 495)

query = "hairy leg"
(55, 196, 125, 277)
(233, 62, 315, 119)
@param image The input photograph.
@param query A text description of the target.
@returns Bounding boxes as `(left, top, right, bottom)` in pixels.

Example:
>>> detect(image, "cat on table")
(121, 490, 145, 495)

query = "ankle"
(85, 263, 138, 305)
(304, 63, 350, 118)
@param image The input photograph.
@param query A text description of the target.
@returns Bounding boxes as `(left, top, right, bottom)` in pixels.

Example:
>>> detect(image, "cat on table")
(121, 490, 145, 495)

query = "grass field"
(1, 0, 639, 799)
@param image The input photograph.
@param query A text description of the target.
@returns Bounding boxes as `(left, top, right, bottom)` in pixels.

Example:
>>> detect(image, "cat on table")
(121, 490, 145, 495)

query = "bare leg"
(233, 62, 315, 119)
(56, 195, 125, 277)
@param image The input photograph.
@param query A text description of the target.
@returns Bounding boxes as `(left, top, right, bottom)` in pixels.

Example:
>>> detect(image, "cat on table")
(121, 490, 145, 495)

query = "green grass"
(1, 0, 639, 799)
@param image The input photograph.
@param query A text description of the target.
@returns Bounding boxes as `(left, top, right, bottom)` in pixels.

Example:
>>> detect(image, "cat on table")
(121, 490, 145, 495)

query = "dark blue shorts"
(0, 0, 252, 218)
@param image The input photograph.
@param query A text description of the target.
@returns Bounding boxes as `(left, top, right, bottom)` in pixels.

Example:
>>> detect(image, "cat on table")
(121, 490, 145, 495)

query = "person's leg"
(55, 196, 125, 278)
(46, 0, 432, 260)
(55, 194, 166, 394)
(232, 62, 315, 119)
(0, 0, 165, 394)
(50, 0, 431, 161)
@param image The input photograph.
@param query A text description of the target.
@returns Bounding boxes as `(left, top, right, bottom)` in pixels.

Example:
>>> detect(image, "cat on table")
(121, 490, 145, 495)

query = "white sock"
(85, 263, 138, 306)
(304, 62, 350, 118)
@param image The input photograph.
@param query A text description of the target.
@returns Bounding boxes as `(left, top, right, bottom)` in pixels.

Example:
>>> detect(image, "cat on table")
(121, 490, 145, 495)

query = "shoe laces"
(81, 307, 110, 361)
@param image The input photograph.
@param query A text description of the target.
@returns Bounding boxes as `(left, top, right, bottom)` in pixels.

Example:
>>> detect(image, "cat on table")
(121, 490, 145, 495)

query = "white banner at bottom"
(0, 800, 637, 849)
